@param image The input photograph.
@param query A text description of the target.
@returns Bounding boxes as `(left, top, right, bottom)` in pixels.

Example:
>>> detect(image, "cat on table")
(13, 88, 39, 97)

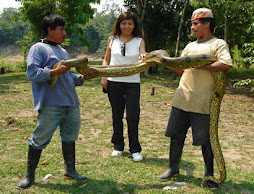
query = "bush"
(241, 43, 254, 69)
(0, 58, 16, 73)
(0, 57, 26, 73)
(231, 43, 254, 69)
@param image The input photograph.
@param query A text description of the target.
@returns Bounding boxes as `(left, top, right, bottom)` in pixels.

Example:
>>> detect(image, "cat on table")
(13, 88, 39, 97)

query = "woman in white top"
(101, 11, 147, 162)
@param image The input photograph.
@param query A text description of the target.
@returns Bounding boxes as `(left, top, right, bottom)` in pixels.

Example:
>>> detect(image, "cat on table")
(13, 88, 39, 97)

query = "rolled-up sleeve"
(27, 64, 51, 82)
(70, 73, 84, 86)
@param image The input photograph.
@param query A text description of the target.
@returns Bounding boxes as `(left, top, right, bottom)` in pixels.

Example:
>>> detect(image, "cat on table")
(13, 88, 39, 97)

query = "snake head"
(146, 50, 168, 59)
(144, 50, 169, 64)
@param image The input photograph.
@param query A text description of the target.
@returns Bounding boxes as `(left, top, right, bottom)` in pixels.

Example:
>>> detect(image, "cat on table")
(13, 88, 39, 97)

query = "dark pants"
(165, 107, 214, 177)
(165, 107, 210, 146)
(107, 81, 141, 154)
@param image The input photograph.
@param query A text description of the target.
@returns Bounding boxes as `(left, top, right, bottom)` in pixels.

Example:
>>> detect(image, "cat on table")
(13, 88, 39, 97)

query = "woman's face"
(120, 19, 135, 36)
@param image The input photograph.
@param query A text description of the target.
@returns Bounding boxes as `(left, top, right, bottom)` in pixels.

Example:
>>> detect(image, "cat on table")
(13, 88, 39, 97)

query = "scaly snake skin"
(50, 49, 226, 185)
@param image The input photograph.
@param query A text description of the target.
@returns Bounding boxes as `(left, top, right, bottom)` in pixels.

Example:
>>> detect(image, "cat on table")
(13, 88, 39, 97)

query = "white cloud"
(91, 0, 125, 13)
(0, 0, 21, 13)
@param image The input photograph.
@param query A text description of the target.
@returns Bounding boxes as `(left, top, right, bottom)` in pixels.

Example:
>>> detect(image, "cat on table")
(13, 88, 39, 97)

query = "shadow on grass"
(34, 178, 142, 193)
(19, 167, 254, 193)
(32, 175, 216, 193)
(0, 73, 29, 93)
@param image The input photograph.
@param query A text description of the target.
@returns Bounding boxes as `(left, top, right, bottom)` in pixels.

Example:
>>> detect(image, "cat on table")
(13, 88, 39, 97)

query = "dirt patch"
(2, 53, 103, 65)
(3, 55, 24, 65)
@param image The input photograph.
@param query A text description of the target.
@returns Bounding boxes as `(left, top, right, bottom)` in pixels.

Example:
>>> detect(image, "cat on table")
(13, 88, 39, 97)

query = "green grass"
(0, 71, 253, 193)
(227, 67, 254, 79)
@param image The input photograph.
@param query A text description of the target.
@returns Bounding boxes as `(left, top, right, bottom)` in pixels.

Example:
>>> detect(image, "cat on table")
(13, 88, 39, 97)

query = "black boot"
(17, 146, 42, 189)
(62, 142, 87, 180)
(202, 144, 219, 189)
(159, 138, 184, 180)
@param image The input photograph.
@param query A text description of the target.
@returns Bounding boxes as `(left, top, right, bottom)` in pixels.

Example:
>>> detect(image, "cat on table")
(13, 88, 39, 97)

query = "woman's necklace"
(119, 36, 133, 56)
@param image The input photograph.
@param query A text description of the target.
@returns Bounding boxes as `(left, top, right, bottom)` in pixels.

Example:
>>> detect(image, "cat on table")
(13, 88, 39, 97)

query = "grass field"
(0, 70, 253, 193)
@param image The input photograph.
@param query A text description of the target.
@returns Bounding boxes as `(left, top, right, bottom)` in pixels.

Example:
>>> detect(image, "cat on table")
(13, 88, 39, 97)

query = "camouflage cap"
(191, 8, 213, 21)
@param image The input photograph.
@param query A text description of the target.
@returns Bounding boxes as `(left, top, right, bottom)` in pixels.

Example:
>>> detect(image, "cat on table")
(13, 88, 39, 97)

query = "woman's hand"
(139, 53, 157, 67)
(101, 77, 108, 90)
(139, 53, 148, 60)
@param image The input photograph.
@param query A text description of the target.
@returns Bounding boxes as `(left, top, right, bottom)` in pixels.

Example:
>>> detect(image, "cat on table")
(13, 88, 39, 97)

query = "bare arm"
(139, 39, 158, 68)
(101, 37, 112, 90)
(199, 61, 232, 72)
(173, 70, 184, 76)
(139, 39, 146, 60)
(102, 37, 112, 66)
(172, 61, 231, 76)
(83, 70, 97, 80)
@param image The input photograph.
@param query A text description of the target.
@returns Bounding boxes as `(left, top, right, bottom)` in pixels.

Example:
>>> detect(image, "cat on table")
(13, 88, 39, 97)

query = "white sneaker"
(111, 150, 123, 156)
(132, 152, 143, 162)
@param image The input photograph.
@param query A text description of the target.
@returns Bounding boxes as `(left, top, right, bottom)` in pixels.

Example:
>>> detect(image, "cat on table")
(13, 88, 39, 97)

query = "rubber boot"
(158, 138, 184, 180)
(62, 142, 87, 180)
(17, 146, 42, 188)
(202, 144, 219, 189)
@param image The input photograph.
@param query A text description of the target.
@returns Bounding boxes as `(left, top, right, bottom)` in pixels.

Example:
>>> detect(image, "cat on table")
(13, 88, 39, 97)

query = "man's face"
(191, 19, 208, 40)
(48, 26, 66, 44)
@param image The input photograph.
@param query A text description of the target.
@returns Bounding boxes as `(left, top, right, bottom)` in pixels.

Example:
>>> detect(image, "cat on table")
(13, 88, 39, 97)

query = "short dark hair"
(199, 17, 215, 33)
(42, 14, 65, 36)
(112, 11, 142, 38)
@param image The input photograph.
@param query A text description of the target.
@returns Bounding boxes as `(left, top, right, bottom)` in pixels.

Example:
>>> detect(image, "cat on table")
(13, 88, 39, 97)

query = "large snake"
(50, 50, 226, 185)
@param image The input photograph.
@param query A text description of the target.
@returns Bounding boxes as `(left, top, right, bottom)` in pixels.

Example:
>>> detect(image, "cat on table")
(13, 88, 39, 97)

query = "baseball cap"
(191, 8, 213, 21)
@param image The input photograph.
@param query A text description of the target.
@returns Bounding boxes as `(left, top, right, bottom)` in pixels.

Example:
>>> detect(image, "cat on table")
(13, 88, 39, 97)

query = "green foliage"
(234, 79, 254, 92)
(231, 43, 254, 69)
(14, 0, 100, 56)
(16, 32, 34, 60)
(233, 78, 254, 87)
(241, 43, 254, 69)
(189, 0, 254, 49)
(0, 58, 16, 73)
(125, 0, 192, 54)
(227, 67, 254, 79)
(0, 8, 30, 45)
(16, 0, 100, 41)
(83, 4, 122, 55)
(0, 58, 25, 73)
(231, 45, 245, 68)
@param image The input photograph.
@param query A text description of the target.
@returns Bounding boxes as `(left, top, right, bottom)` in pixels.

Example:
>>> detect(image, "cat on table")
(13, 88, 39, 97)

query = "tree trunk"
(175, 0, 189, 57)
(224, 8, 228, 43)
(136, 0, 151, 75)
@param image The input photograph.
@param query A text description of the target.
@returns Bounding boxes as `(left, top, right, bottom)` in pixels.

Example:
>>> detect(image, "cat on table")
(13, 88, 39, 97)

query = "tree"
(83, 2, 122, 55)
(175, 0, 189, 57)
(16, 0, 100, 42)
(124, 0, 193, 74)
(15, 0, 100, 59)
(0, 8, 30, 45)
(189, 0, 254, 49)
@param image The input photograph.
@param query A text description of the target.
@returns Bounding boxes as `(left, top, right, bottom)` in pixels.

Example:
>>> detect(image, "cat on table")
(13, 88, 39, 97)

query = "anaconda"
(50, 49, 226, 185)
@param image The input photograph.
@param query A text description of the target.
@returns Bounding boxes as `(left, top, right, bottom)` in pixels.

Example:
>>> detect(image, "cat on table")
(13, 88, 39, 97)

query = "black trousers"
(165, 107, 210, 146)
(108, 81, 141, 154)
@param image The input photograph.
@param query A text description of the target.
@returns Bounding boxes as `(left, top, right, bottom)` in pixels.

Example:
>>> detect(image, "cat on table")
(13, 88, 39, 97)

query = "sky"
(0, 0, 125, 14)
(0, 0, 21, 13)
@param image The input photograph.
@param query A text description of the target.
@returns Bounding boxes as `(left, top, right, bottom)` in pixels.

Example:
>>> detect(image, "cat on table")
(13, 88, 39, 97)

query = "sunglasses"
(121, 44, 126, 56)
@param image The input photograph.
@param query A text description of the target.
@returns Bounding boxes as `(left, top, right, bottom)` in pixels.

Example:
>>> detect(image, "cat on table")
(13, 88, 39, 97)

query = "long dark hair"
(111, 11, 142, 38)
